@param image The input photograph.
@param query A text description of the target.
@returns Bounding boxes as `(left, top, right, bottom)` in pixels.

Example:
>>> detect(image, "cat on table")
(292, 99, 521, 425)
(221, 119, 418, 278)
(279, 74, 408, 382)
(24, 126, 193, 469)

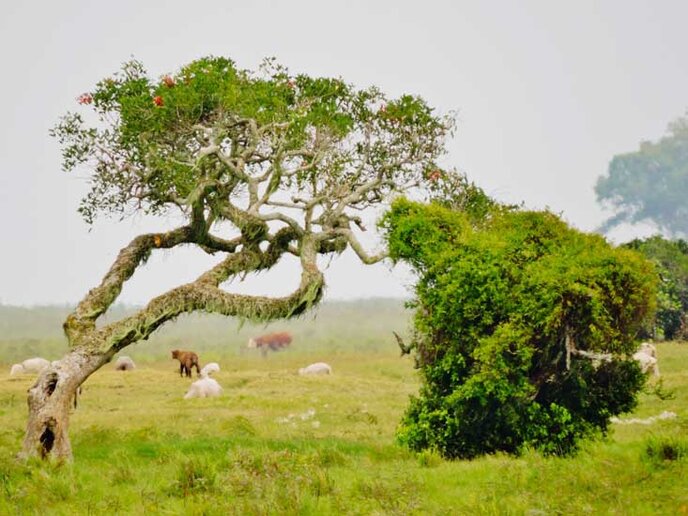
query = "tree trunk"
(19, 348, 109, 461)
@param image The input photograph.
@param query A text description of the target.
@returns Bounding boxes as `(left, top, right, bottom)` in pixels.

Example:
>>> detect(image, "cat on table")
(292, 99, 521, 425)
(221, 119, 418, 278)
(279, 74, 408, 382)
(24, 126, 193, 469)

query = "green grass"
(0, 303, 687, 514)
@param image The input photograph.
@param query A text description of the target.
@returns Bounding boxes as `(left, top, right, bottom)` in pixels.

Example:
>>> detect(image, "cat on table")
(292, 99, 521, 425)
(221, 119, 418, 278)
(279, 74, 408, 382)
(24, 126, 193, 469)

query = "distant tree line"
(623, 236, 688, 341)
(596, 113, 688, 237)
(594, 109, 688, 340)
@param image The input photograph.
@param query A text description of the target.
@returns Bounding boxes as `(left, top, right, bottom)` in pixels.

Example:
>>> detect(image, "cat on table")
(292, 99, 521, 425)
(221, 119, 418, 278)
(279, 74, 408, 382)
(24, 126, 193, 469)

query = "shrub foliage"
(382, 193, 657, 458)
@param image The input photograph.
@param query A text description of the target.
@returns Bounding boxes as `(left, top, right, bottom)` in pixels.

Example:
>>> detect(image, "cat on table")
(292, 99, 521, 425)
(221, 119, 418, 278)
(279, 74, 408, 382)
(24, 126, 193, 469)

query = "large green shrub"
(383, 195, 657, 459)
(623, 236, 688, 340)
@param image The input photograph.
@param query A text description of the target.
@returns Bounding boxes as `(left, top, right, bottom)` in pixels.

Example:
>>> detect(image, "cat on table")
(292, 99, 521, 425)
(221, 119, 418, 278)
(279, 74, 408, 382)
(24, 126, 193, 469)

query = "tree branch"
(99, 234, 322, 353)
(565, 333, 613, 370)
(65, 226, 194, 342)
(332, 228, 388, 264)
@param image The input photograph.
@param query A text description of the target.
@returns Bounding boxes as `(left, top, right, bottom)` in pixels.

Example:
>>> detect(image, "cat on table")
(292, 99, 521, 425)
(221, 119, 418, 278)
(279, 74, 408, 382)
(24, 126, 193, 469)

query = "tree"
(596, 113, 688, 236)
(382, 192, 657, 459)
(623, 235, 688, 340)
(25, 57, 453, 460)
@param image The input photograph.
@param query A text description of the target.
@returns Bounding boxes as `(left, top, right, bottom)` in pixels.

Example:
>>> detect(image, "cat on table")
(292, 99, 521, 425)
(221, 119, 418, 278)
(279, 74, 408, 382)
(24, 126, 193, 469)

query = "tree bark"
(19, 348, 111, 461)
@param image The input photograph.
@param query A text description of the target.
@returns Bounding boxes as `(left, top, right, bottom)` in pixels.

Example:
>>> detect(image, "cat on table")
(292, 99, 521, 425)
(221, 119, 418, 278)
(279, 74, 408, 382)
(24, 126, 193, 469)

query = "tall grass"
(0, 301, 686, 514)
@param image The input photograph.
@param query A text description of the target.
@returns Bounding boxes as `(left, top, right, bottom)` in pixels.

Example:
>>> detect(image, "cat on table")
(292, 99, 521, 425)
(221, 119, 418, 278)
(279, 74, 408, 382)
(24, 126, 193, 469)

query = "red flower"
(162, 75, 175, 88)
(153, 95, 164, 107)
(428, 170, 442, 182)
(77, 93, 93, 105)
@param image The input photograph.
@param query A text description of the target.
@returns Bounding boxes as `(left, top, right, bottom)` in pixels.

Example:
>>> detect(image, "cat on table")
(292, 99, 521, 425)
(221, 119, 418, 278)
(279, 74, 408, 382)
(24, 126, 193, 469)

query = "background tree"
(25, 56, 453, 461)
(382, 190, 657, 459)
(596, 113, 688, 236)
(623, 235, 688, 340)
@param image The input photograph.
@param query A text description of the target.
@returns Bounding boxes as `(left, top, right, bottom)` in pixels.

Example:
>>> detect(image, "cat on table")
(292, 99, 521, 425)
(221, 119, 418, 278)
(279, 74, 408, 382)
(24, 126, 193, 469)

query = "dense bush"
(623, 236, 688, 340)
(383, 195, 657, 459)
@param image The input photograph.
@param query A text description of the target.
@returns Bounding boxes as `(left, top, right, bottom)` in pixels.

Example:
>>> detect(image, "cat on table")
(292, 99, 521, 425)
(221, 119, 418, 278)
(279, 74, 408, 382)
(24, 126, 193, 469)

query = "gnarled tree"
(23, 57, 452, 460)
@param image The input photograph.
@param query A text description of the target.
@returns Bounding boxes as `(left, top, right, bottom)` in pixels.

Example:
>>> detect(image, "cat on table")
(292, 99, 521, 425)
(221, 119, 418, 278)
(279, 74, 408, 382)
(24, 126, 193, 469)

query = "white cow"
(298, 362, 332, 375)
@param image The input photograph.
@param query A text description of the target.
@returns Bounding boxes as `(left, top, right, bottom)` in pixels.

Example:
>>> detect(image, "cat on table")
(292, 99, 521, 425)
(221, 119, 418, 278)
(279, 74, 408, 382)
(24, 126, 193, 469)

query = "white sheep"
(114, 356, 136, 371)
(639, 341, 657, 358)
(298, 362, 332, 376)
(23, 357, 51, 373)
(183, 377, 223, 399)
(633, 350, 660, 377)
(200, 362, 220, 378)
(9, 364, 25, 376)
(10, 357, 50, 376)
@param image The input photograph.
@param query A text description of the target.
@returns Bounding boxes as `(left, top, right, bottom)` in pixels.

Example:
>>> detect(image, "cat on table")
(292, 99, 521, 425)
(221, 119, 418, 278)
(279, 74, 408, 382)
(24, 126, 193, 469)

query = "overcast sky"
(1, 0, 687, 306)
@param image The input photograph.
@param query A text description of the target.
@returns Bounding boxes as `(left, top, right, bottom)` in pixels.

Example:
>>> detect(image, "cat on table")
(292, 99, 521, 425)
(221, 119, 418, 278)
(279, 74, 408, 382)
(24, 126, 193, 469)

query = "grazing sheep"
(114, 356, 136, 371)
(10, 357, 50, 375)
(22, 357, 51, 373)
(298, 362, 332, 375)
(200, 362, 220, 378)
(639, 341, 657, 358)
(633, 349, 660, 377)
(247, 332, 292, 357)
(171, 349, 201, 377)
(183, 377, 222, 399)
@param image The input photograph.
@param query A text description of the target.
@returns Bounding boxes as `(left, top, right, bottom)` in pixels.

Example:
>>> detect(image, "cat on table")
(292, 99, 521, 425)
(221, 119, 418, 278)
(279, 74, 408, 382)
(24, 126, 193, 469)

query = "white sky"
(1, 0, 687, 306)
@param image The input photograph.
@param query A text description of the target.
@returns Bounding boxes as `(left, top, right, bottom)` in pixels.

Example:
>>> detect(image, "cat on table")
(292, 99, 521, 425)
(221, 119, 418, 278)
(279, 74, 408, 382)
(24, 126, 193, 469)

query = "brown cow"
(171, 349, 201, 377)
(247, 332, 292, 357)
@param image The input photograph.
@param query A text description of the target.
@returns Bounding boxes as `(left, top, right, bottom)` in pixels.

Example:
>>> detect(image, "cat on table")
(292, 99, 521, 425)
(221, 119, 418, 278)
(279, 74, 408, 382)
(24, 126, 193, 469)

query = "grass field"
(0, 301, 687, 514)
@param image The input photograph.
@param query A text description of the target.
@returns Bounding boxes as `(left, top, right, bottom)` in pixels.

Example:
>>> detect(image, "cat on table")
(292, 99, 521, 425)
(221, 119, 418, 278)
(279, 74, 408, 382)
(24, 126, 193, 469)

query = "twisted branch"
(65, 226, 195, 341)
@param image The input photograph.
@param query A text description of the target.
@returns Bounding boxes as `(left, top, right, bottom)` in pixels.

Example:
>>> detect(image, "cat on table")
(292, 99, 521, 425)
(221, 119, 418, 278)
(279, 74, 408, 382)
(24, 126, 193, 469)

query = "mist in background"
(1, 0, 687, 306)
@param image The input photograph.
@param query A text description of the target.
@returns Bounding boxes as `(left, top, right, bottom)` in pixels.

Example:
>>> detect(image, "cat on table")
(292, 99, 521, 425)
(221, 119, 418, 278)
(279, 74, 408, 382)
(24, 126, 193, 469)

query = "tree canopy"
(50, 56, 454, 348)
(383, 193, 657, 459)
(55, 57, 451, 225)
(596, 113, 688, 236)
